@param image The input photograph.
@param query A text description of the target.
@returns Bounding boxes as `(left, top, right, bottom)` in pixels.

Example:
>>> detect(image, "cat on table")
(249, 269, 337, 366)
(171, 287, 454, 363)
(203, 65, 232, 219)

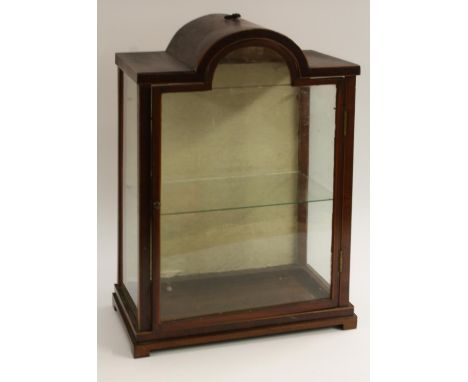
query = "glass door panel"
(159, 48, 337, 321)
(122, 73, 139, 306)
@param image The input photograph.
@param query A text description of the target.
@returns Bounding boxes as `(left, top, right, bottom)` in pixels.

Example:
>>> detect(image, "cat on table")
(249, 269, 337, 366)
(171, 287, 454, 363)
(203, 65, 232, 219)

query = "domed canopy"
(116, 14, 360, 84)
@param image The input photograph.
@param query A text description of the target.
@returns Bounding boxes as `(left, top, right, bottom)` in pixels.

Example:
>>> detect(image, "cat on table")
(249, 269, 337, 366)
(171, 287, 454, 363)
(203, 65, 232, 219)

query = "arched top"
(115, 15, 360, 84)
(166, 14, 310, 82)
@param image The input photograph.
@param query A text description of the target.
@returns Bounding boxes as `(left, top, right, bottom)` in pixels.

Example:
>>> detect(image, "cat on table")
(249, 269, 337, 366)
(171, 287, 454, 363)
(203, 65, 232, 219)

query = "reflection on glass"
(122, 73, 139, 305)
(160, 47, 336, 320)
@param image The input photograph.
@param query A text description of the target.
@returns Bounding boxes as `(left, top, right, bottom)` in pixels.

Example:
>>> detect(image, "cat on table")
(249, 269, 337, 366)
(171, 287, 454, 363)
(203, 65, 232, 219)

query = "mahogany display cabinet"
(113, 14, 360, 358)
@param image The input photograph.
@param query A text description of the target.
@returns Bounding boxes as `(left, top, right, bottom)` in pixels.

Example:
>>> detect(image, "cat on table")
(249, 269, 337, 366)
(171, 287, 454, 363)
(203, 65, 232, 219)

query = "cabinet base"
(113, 292, 357, 358)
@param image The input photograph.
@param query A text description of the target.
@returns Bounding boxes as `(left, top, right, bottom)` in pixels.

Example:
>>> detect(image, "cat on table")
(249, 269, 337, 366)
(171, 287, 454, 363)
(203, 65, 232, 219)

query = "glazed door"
(153, 47, 344, 333)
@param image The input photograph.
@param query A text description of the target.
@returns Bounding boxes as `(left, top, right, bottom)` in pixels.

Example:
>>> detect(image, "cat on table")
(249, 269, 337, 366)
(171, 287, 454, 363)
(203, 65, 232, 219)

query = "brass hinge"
(339, 249, 344, 273)
(343, 110, 348, 137)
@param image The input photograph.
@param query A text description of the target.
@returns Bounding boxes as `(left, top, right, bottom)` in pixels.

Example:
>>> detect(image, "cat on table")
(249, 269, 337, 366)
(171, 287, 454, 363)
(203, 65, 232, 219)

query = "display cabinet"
(113, 14, 360, 357)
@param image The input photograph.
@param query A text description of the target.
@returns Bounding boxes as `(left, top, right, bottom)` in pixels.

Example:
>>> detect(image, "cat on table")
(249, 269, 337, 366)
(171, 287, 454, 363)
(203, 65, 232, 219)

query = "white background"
(97, 1, 369, 381)
(1, 1, 467, 382)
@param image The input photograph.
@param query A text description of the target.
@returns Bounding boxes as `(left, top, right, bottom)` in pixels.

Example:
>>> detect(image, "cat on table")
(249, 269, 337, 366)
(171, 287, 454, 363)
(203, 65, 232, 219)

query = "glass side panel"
(122, 73, 139, 305)
(307, 85, 337, 284)
(160, 48, 337, 321)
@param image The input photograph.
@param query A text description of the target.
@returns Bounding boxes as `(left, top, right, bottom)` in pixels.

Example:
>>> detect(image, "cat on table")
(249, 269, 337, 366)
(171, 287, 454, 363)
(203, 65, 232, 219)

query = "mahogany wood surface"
(117, 69, 123, 285)
(331, 78, 346, 303)
(151, 88, 162, 332)
(113, 291, 356, 358)
(339, 76, 357, 306)
(137, 84, 152, 331)
(304, 50, 360, 76)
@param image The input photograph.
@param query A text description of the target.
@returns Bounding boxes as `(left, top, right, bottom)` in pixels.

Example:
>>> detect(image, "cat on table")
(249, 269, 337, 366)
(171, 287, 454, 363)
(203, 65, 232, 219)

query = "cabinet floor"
(159, 264, 329, 321)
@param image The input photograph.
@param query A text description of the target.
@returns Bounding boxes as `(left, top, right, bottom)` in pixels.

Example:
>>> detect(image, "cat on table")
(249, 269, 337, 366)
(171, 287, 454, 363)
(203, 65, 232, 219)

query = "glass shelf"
(161, 171, 332, 215)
